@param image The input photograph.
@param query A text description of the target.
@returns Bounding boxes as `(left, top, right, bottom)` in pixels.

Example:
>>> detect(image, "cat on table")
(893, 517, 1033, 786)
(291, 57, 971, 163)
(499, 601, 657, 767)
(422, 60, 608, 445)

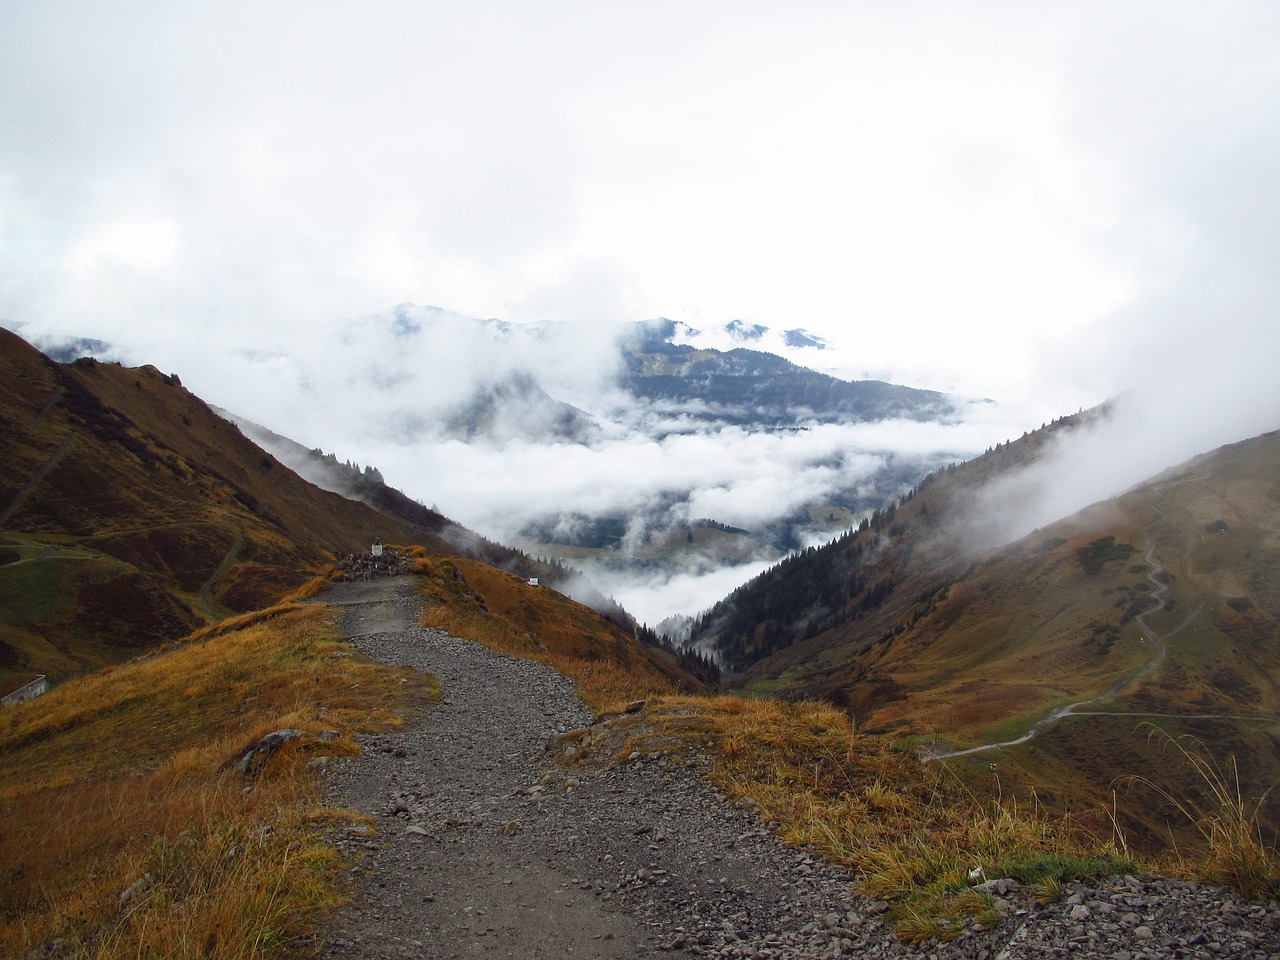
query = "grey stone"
(231, 728, 306, 774)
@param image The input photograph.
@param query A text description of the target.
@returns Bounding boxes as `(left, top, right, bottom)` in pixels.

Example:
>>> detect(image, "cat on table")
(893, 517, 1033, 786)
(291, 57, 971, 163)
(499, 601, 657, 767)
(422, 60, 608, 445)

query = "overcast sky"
(3, 2, 1279, 622)
(3, 1, 1277, 415)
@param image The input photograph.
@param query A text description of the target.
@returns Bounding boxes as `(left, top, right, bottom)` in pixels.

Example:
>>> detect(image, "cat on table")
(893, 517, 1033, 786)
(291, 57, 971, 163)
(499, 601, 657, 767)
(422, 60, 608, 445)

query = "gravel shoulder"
(316, 578, 1280, 960)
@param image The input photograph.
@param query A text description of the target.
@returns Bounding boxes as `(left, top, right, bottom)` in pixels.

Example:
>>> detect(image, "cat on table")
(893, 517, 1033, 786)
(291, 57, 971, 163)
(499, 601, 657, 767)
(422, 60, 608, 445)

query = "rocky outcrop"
(230, 728, 307, 775)
(331, 549, 414, 582)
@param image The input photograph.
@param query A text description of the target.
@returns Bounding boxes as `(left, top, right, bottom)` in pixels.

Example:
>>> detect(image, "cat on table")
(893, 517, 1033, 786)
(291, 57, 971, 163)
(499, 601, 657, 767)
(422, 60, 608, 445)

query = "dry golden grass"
(389, 544, 428, 559)
(278, 574, 332, 603)
(0, 603, 435, 959)
(1121, 725, 1280, 899)
(415, 558, 681, 711)
(590, 694, 1132, 943)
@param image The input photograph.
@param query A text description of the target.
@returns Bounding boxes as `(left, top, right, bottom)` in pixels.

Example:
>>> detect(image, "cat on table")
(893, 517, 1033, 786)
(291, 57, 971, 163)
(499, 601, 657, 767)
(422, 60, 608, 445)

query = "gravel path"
(316, 578, 1280, 960)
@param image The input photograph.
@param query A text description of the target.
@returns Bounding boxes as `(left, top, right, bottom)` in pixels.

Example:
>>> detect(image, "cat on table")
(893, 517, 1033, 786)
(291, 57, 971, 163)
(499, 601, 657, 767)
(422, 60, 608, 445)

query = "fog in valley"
(40, 306, 1018, 625)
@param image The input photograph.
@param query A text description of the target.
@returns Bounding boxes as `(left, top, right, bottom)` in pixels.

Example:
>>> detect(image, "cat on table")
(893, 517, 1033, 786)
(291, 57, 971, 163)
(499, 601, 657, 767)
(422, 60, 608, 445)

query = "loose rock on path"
(316, 578, 1280, 959)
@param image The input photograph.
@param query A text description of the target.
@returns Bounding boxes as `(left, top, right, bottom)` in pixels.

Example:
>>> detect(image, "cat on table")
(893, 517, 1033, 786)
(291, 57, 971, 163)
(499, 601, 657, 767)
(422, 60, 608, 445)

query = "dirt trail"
(317, 579, 653, 958)
(314, 578, 1280, 959)
(315, 578, 900, 960)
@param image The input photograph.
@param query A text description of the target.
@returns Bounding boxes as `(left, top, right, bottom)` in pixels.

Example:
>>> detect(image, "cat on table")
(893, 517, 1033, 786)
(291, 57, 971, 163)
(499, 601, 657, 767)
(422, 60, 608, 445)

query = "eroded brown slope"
(0, 328, 455, 680)
(816, 432, 1280, 743)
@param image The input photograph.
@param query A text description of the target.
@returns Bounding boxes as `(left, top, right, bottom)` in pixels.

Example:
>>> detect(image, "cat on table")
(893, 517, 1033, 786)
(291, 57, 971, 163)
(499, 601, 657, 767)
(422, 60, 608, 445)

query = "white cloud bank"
(3, 2, 1276, 414)
(14, 303, 1010, 623)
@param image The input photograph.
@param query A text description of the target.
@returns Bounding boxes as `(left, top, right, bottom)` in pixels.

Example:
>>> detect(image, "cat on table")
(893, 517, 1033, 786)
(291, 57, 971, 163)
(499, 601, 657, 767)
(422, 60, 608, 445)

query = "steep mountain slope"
(687, 414, 1094, 683)
(440, 371, 602, 444)
(689, 415, 1280, 845)
(0, 328, 461, 683)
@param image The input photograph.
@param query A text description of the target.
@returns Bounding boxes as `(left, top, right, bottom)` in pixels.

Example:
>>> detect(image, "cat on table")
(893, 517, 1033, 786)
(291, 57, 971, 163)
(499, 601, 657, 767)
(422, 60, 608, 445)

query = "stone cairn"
(331, 546, 414, 581)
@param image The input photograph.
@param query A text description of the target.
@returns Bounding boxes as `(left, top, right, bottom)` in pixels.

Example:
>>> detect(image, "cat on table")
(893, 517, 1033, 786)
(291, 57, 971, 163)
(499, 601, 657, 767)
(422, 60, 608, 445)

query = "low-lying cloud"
(17, 285, 1278, 628)
(14, 305, 1022, 624)
(959, 283, 1280, 555)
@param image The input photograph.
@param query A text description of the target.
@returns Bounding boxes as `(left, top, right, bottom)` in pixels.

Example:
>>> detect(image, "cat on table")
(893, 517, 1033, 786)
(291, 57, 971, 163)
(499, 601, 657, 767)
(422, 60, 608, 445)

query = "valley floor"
(314, 578, 1280, 959)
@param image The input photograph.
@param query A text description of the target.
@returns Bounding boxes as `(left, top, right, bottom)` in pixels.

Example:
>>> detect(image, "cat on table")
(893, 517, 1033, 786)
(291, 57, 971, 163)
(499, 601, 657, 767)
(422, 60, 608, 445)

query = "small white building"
(372, 538, 383, 557)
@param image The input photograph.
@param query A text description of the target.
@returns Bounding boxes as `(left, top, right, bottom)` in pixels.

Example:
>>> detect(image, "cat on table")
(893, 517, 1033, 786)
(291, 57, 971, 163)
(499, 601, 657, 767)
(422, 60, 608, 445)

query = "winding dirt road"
(314, 578, 876, 960)
(929, 494, 1207, 762)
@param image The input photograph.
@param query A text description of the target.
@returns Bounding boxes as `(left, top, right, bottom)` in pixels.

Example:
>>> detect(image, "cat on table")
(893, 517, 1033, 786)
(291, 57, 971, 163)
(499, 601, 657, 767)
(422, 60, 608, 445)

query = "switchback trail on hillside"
(929, 487, 1215, 763)
(315, 578, 1280, 959)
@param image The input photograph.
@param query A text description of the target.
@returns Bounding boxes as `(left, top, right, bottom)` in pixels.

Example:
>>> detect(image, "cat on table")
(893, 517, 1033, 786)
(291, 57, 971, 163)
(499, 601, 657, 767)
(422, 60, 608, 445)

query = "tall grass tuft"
(1122, 724, 1280, 899)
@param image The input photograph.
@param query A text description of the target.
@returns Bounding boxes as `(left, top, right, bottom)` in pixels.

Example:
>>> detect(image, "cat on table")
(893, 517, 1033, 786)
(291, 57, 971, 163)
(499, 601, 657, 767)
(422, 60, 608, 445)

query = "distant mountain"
(686, 413, 1280, 847)
(630, 316, 830, 352)
(374, 308, 950, 439)
(620, 333, 954, 428)
(440, 371, 602, 444)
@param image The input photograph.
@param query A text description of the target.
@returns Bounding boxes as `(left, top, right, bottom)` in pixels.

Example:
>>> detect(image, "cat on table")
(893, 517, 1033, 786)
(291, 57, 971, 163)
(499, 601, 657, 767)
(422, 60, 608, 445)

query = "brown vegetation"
(415, 557, 708, 710)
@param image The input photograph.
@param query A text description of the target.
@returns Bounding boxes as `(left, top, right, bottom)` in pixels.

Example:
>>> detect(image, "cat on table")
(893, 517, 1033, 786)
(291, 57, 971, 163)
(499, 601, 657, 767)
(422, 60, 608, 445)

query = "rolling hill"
(687, 412, 1280, 847)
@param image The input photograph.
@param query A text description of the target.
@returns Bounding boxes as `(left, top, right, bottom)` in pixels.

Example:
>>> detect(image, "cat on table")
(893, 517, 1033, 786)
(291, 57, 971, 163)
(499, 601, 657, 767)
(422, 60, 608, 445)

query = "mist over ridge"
(13, 284, 1280, 631)
(10, 306, 1015, 624)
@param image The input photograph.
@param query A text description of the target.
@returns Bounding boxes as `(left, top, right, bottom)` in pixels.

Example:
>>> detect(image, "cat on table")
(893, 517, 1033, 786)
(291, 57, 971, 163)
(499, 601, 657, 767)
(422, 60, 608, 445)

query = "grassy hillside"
(0, 551, 715, 958)
(415, 555, 717, 706)
(0, 328, 459, 683)
(0, 600, 435, 959)
(690, 416, 1280, 850)
(827, 431, 1280, 736)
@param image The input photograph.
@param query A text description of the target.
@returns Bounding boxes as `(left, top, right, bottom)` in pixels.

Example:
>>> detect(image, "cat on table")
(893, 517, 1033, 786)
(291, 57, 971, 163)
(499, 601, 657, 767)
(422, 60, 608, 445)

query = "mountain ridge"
(685, 409, 1280, 845)
(0, 328, 698, 687)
